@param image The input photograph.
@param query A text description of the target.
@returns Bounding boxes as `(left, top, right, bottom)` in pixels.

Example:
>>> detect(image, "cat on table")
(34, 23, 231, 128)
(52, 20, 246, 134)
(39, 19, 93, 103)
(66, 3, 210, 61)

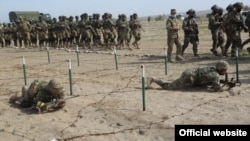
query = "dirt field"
(0, 20, 250, 141)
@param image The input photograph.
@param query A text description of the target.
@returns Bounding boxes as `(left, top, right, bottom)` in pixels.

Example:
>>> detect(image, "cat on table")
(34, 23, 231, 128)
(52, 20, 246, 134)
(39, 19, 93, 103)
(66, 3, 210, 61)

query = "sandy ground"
(0, 21, 250, 141)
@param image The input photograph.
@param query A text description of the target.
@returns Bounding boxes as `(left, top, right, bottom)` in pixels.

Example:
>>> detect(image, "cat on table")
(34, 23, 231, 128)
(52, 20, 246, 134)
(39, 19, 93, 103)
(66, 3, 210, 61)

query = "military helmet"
(133, 13, 138, 17)
(211, 4, 219, 11)
(186, 9, 195, 15)
(226, 4, 234, 11)
(46, 79, 64, 94)
(215, 61, 229, 71)
(233, 2, 243, 9)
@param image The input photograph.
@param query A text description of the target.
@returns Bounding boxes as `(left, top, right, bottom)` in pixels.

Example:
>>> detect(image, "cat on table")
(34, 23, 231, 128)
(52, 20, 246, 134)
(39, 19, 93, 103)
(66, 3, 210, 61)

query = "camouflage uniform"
(216, 7, 225, 55)
(3, 23, 12, 47)
(240, 11, 250, 54)
(0, 23, 5, 47)
(208, 5, 221, 56)
(222, 4, 234, 56)
(182, 9, 199, 57)
(130, 13, 142, 49)
(36, 16, 48, 50)
(17, 17, 31, 48)
(102, 13, 116, 49)
(10, 79, 65, 113)
(147, 60, 229, 92)
(166, 9, 184, 62)
(116, 14, 131, 50)
(92, 13, 103, 46)
(78, 13, 93, 49)
(224, 2, 248, 57)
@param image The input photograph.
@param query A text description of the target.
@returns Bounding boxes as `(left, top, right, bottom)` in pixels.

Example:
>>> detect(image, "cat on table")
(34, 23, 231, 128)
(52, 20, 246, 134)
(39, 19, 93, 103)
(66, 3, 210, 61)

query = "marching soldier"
(181, 9, 199, 57)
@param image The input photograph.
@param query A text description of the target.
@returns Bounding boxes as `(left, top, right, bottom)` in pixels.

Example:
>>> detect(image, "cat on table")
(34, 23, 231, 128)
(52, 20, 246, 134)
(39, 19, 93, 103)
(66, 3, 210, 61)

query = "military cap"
(215, 60, 229, 71)
(171, 9, 176, 12)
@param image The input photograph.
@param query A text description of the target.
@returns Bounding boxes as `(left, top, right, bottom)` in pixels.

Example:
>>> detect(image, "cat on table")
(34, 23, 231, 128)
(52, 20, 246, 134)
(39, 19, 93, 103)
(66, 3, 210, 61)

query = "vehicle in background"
(9, 11, 51, 23)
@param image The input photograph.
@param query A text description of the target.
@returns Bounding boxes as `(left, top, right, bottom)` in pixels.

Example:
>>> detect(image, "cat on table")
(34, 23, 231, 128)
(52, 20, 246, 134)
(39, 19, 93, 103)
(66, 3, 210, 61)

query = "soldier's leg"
(223, 32, 232, 56)
(167, 38, 174, 62)
(146, 77, 169, 89)
(211, 31, 219, 56)
(181, 37, 190, 56)
(175, 38, 184, 61)
(231, 33, 242, 57)
(190, 36, 199, 57)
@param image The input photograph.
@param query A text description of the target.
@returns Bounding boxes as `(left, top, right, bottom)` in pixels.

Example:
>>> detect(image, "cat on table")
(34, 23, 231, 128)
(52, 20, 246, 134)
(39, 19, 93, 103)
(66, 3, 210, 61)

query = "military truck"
(9, 11, 51, 23)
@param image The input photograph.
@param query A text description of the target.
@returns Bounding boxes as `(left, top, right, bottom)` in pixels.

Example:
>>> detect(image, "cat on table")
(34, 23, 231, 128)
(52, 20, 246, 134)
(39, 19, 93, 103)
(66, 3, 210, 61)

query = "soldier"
(166, 9, 184, 62)
(222, 4, 234, 57)
(224, 2, 248, 57)
(146, 60, 230, 92)
(0, 23, 4, 47)
(240, 11, 250, 54)
(130, 13, 143, 49)
(78, 13, 93, 49)
(216, 7, 225, 55)
(102, 13, 116, 50)
(29, 20, 38, 47)
(36, 16, 48, 50)
(92, 13, 103, 46)
(9, 79, 65, 114)
(181, 9, 199, 57)
(116, 14, 132, 50)
(3, 23, 12, 47)
(68, 16, 79, 46)
(208, 5, 221, 56)
(17, 16, 31, 48)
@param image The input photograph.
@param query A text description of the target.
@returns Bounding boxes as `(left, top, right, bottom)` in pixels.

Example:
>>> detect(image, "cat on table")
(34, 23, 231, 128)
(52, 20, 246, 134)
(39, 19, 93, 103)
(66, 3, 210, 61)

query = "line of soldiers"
(0, 12, 143, 51)
(208, 2, 250, 57)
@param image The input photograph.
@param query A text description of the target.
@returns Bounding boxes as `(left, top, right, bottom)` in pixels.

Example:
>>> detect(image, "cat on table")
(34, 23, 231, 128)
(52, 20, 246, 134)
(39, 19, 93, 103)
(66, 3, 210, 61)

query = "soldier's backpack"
(245, 11, 250, 27)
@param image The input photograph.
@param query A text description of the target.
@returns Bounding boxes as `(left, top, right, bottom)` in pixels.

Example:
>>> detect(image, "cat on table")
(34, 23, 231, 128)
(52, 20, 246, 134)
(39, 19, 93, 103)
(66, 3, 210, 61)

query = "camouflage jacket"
(208, 13, 221, 30)
(182, 17, 199, 35)
(185, 67, 221, 90)
(166, 17, 179, 38)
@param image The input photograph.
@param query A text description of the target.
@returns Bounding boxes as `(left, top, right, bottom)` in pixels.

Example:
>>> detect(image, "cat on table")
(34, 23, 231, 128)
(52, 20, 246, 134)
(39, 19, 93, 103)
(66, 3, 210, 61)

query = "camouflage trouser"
(231, 31, 242, 56)
(217, 31, 225, 51)
(155, 69, 193, 90)
(117, 29, 130, 48)
(211, 30, 219, 53)
(167, 37, 182, 60)
(182, 34, 198, 56)
(131, 29, 141, 44)
(223, 30, 233, 56)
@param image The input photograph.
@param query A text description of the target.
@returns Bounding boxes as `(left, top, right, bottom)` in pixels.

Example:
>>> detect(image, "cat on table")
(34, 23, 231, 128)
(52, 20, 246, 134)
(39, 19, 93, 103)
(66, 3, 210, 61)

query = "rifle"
(23, 94, 80, 111)
(220, 73, 240, 90)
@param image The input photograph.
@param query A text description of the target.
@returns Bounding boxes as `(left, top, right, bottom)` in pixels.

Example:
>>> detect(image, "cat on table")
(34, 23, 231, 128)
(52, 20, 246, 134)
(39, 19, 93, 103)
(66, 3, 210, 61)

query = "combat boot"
(146, 77, 153, 89)
(176, 55, 184, 61)
(167, 55, 173, 63)
(247, 47, 250, 54)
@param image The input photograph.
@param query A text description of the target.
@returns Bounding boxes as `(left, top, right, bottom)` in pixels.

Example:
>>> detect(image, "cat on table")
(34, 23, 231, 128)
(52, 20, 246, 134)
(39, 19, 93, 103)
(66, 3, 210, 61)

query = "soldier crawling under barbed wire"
(146, 60, 235, 92)
(9, 79, 66, 114)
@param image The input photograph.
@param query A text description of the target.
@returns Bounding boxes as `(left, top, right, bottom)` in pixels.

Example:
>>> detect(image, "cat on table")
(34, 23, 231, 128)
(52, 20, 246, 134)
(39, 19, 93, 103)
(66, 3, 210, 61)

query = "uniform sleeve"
(207, 72, 222, 91)
(166, 19, 174, 31)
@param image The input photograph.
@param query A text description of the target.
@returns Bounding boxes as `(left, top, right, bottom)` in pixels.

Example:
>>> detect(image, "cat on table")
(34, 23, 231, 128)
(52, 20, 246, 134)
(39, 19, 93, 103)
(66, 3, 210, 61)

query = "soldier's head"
(81, 13, 88, 19)
(186, 9, 196, 18)
(233, 2, 244, 12)
(69, 16, 74, 21)
(46, 79, 64, 98)
(121, 14, 127, 21)
(133, 13, 138, 19)
(211, 4, 219, 14)
(170, 9, 177, 18)
(226, 4, 234, 12)
(215, 60, 229, 75)
(39, 15, 44, 21)
(19, 16, 23, 22)
(218, 7, 224, 16)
